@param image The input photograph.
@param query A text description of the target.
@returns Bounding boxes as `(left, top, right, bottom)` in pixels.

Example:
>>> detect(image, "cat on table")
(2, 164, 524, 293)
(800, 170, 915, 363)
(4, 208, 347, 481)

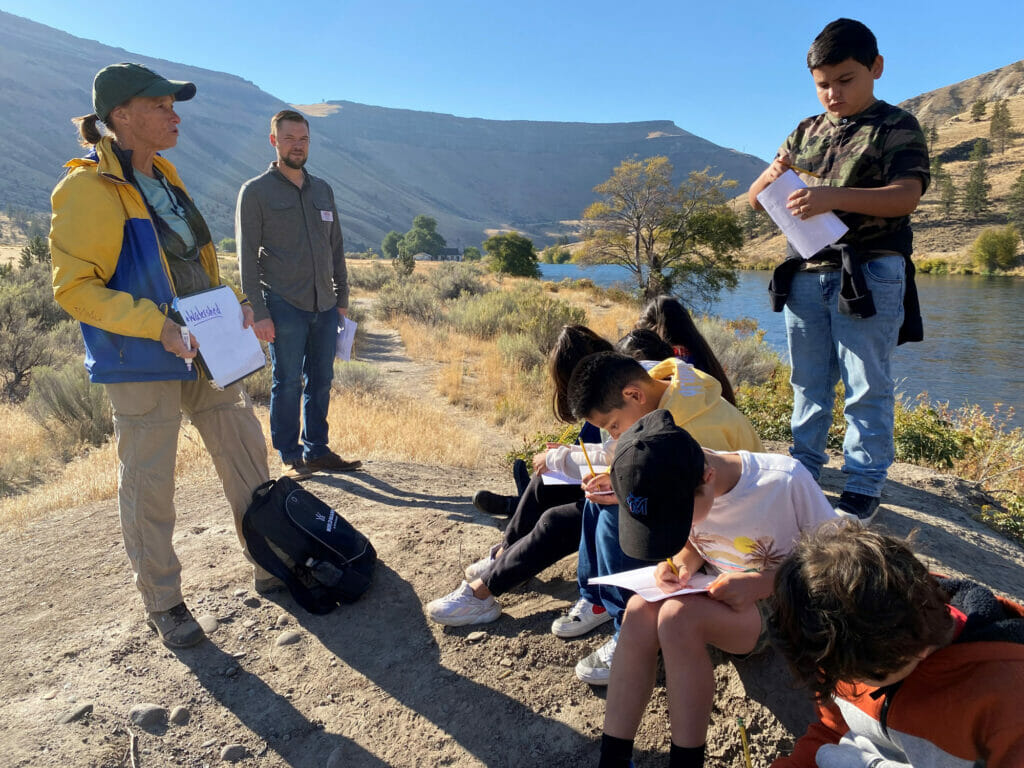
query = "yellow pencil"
(578, 436, 596, 477)
(665, 558, 679, 577)
(737, 717, 753, 768)
(557, 423, 576, 444)
(789, 163, 821, 179)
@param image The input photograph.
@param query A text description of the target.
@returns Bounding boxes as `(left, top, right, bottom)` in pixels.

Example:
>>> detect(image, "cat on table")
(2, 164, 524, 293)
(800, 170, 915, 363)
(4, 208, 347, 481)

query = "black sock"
(668, 742, 705, 768)
(598, 733, 634, 768)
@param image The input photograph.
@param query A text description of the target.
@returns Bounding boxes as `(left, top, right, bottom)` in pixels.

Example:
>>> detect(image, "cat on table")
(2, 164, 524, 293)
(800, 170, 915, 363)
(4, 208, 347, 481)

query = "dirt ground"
(1, 325, 1023, 768)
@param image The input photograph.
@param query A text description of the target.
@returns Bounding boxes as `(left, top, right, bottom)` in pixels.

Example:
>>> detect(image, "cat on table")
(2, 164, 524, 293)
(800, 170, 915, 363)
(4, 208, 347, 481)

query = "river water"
(539, 263, 1024, 425)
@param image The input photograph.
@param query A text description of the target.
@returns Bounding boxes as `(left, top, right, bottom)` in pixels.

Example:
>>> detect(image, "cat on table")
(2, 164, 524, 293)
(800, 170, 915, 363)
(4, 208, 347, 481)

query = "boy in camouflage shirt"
(747, 18, 929, 523)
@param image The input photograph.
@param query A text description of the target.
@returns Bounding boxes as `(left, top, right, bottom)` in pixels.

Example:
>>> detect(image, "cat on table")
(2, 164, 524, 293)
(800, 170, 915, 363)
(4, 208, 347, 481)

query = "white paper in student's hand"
(336, 318, 357, 361)
(588, 565, 716, 602)
(540, 465, 609, 486)
(756, 169, 848, 259)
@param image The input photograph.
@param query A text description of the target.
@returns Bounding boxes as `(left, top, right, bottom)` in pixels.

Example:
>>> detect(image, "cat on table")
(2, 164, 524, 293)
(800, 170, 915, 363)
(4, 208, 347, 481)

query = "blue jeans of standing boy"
(266, 292, 339, 464)
(578, 500, 649, 632)
(783, 255, 906, 498)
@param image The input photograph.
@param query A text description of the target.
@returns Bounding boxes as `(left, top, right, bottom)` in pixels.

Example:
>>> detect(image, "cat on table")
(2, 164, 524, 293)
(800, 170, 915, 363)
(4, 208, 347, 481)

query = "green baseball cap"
(93, 62, 196, 123)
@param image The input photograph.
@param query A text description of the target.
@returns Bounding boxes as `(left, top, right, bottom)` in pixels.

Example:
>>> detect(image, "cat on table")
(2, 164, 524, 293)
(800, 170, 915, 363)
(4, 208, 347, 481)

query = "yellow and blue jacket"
(50, 136, 234, 383)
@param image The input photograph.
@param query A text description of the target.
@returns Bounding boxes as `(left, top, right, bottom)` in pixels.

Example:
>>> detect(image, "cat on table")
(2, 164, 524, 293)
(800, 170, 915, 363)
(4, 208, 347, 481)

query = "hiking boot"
(835, 491, 881, 525)
(305, 451, 362, 473)
(551, 597, 613, 638)
(575, 636, 617, 685)
(464, 544, 501, 581)
(472, 490, 514, 517)
(512, 459, 530, 496)
(282, 459, 313, 480)
(147, 602, 205, 648)
(254, 573, 286, 595)
(425, 581, 501, 627)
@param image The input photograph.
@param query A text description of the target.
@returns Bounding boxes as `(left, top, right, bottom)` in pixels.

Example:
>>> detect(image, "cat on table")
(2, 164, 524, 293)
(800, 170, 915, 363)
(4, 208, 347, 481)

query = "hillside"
(0, 10, 766, 250)
(740, 63, 1024, 269)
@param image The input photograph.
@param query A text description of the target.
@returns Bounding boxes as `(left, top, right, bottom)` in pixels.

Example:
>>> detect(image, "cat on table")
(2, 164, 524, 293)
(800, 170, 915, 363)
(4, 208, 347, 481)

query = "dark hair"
(615, 329, 674, 362)
(770, 525, 954, 699)
(271, 109, 310, 134)
(566, 351, 647, 421)
(636, 295, 736, 405)
(807, 18, 879, 70)
(549, 326, 614, 422)
(72, 113, 105, 147)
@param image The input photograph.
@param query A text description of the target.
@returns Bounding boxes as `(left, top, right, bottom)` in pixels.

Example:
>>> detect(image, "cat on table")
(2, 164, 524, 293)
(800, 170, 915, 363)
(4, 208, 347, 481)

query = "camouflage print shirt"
(780, 100, 930, 259)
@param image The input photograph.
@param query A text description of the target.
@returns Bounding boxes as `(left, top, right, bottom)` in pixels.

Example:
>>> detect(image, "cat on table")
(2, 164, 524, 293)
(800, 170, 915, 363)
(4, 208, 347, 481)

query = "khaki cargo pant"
(106, 379, 270, 612)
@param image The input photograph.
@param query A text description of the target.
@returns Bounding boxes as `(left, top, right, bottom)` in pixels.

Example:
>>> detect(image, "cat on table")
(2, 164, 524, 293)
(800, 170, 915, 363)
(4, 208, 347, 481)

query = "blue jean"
(783, 255, 905, 497)
(266, 292, 339, 463)
(578, 500, 649, 632)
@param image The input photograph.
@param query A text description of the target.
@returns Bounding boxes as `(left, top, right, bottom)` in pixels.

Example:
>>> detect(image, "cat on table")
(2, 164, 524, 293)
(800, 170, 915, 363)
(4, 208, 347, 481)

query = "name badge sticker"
(320, 210, 334, 222)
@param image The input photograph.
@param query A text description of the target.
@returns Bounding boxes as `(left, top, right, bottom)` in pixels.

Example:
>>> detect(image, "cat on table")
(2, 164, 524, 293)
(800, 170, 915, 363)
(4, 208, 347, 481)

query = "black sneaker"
(472, 490, 514, 517)
(835, 491, 881, 525)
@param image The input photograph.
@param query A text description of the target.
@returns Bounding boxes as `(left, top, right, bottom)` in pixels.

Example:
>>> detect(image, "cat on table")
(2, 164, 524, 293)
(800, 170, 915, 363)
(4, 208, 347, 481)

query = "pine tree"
(962, 141, 991, 219)
(940, 176, 957, 216)
(971, 99, 987, 121)
(1007, 168, 1024, 231)
(989, 100, 1014, 154)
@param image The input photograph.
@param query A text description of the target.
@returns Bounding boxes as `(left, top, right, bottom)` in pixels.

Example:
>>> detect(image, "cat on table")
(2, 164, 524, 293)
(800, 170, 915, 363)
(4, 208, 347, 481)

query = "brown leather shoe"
(282, 459, 313, 480)
(305, 451, 362, 472)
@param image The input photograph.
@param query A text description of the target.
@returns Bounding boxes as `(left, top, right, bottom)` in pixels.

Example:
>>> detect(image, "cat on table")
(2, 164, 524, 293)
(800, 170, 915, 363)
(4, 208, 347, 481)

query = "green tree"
(939, 176, 957, 216)
(743, 205, 768, 240)
(461, 245, 482, 262)
(381, 230, 402, 260)
(579, 157, 742, 301)
(989, 99, 1014, 154)
(540, 245, 572, 264)
(1007, 168, 1024, 231)
(927, 124, 939, 150)
(217, 237, 236, 253)
(18, 236, 49, 270)
(969, 225, 1020, 271)
(482, 232, 540, 277)
(971, 99, 987, 121)
(392, 250, 415, 277)
(962, 140, 991, 219)
(401, 215, 446, 259)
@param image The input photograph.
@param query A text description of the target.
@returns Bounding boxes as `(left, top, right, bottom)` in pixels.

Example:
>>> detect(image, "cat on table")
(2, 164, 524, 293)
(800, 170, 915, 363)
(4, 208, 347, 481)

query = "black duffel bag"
(242, 476, 376, 613)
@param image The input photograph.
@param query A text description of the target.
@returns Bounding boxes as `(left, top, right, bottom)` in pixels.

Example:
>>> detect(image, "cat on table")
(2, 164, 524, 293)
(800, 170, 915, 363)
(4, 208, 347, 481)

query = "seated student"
(614, 328, 675, 362)
(770, 525, 1024, 768)
(426, 325, 615, 628)
(426, 351, 759, 634)
(563, 353, 764, 685)
(597, 409, 837, 768)
(636, 295, 736, 405)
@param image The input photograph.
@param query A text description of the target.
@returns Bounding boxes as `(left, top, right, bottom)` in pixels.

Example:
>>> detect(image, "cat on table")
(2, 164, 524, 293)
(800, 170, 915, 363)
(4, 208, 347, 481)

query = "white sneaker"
(464, 544, 501, 581)
(551, 597, 613, 638)
(575, 636, 617, 685)
(425, 580, 501, 627)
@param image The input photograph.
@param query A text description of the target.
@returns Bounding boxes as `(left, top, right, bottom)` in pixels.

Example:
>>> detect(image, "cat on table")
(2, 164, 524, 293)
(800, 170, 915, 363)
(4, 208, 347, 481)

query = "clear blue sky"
(5, 0, 1022, 161)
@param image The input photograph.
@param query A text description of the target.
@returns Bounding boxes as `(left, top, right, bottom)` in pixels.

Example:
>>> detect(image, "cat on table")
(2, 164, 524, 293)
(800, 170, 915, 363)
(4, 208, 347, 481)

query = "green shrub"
(916, 258, 950, 275)
(969, 225, 1020, 271)
(349, 262, 394, 291)
(26, 361, 113, 450)
(427, 262, 488, 300)
(697, 316, 780, 387)
(332, 361, 383, 394)
(445, 286, 585, 352)
(496, 333, 546, 370)
(893, 394, 965, 468)
(375, 280, 440, 324)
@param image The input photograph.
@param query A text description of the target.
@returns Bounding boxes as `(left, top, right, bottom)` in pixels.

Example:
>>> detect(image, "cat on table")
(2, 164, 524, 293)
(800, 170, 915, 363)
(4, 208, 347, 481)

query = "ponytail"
(72, 113, 104, 147)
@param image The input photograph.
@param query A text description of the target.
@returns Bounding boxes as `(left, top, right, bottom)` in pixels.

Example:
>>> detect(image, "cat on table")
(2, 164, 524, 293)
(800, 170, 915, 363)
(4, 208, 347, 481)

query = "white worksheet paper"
(540, 465, 609, 485)
(756, 169, 848, 259)
(336, 317, 358, 361)
(588, 565, 716, 602)
(175, 286, 266, 388)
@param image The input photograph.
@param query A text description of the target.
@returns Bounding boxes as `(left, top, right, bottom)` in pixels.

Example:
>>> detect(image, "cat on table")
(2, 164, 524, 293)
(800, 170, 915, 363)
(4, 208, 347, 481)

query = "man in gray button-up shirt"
(236, 109, 360, 480)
